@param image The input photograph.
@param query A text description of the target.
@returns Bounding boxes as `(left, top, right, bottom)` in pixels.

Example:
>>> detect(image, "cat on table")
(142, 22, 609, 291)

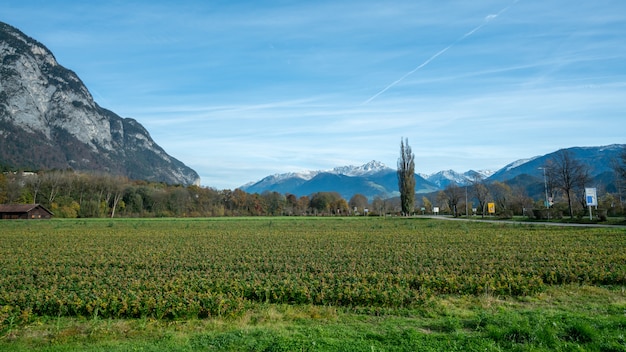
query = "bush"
(498, 210, 514, 219)
(596, 209, 608, 222)
(530, 209, 562, 220)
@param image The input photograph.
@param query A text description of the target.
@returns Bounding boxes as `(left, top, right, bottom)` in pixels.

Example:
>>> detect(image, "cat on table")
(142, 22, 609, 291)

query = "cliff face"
(0, 21, 200, 185)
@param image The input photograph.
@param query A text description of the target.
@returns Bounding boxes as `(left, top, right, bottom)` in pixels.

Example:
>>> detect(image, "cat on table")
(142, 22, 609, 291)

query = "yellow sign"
(487, 203, 496, 214)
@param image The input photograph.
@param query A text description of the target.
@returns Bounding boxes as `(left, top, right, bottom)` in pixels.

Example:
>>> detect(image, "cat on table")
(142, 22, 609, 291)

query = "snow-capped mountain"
(243, 160, 392, 190)
(500, 156, 541, 173)
(424, 170, 470, 188)
(330, 160, 393, 177)
(239, 145, 624, 200)
(266, 170, 321, 183)
(423, 169, 496, 188)
(475, 169, 496, 179)
(240, 160, 437, 200)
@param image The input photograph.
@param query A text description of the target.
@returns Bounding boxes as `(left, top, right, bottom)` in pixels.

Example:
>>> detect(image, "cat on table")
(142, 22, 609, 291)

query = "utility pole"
(465, 184, 469, 218)
(538, 167, 550, 220)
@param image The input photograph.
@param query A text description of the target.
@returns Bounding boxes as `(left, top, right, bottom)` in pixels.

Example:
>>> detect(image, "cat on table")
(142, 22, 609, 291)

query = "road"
(415, 215, 626, 229)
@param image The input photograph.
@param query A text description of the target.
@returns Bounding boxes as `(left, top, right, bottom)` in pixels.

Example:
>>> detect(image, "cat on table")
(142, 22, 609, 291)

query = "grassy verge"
(2, 285, 625, 351)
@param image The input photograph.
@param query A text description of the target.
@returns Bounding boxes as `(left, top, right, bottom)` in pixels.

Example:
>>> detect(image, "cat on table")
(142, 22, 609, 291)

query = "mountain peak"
(425, 169, 468, 188)
(240, 160, 437, 200)
(331, 160, 392, 177)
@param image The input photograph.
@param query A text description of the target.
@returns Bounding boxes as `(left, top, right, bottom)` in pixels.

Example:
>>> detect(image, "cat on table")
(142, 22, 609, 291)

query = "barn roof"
(0, 204, 53, 214)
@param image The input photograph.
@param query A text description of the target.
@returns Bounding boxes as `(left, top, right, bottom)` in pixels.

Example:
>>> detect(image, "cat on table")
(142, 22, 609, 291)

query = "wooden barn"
(0, 204, 54, 219)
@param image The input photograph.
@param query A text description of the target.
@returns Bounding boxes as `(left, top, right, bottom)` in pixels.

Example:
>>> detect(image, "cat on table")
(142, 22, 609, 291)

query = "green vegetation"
(397, 138, 416, 216)
(1, 218, 625, 350)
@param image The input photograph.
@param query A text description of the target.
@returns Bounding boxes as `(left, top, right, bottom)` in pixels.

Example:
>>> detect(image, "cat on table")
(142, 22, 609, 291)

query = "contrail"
(363, 1, 519, 105)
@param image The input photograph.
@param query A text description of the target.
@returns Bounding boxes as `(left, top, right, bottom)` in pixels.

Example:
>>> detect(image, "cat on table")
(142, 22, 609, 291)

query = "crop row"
(1, 218, 625, 321)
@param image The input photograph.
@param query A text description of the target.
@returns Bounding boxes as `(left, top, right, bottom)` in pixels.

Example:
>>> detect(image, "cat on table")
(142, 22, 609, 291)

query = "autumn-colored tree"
(296, 195, 310, 215)
(310, 192, 345, 215)
(421, 196, 432, 214)
(489, 181, 513, 215)
(349, 194, 368, 214)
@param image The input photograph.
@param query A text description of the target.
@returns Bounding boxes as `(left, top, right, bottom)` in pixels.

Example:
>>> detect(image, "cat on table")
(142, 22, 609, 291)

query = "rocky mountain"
(241, 145, 624, 200)
(0, 21, 200, 185)
(241, 160, 439, 200)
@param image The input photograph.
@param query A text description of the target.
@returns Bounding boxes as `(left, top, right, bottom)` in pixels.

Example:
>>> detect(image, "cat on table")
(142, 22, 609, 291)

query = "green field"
(1, 217, 625, 351)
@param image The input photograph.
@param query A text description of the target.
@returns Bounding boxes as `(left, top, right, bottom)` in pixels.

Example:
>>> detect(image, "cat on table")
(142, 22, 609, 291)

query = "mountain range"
(1, 21, 622, 195)
(0, 21, 199, 185)
(241, 145, 624, 200)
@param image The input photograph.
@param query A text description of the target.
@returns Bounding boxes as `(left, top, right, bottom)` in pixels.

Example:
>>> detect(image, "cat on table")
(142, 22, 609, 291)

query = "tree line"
(1, 146, 624, 219)
(0, 170, 388, 218)
(431, 148, 626, 219)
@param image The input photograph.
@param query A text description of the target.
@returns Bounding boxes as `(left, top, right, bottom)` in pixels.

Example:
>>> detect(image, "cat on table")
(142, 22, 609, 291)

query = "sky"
(2, 0, 625, 189)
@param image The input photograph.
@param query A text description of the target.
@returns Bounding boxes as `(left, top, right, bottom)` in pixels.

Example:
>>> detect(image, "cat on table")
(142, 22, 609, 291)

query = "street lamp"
(538, 167, 549, 209)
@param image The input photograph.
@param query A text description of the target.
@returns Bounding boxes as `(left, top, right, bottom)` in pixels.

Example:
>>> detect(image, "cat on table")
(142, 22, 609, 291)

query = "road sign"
(585, 188, 597, 206)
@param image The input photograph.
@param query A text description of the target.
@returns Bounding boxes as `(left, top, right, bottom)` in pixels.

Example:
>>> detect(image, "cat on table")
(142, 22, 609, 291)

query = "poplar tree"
(397, 138, 416, 215)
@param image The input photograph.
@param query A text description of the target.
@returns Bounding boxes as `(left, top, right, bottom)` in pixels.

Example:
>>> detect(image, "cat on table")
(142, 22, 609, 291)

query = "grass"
(517, 214, 626, 225)
(1, 217, 625, 351)
(2, 285, 625, 351)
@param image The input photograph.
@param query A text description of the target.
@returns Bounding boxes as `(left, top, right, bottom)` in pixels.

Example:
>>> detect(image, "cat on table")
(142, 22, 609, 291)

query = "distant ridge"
(488, 144, 624, 182)
(241, 145, 624, 199)
(241, 160, 438, 200)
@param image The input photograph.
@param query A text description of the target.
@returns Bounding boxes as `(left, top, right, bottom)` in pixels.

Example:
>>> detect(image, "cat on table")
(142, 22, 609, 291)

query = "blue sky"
(3, 1, 625, 189)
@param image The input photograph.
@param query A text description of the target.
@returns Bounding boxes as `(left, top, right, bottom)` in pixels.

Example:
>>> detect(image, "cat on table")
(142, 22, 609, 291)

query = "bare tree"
(27, 173, 42, 204)
(545, 150, 590, 219)
(109, 176, 127, 218)
(510, 185, 533, 216)
(490, 181, 513, 215)
(442, 183, 464, 217)
(397, 138, 415, 215)
(471, 175, 490, 218)
(39, 170, 66, 206)
(436, 191, 450, 214)
(372, 196, 388, 216)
